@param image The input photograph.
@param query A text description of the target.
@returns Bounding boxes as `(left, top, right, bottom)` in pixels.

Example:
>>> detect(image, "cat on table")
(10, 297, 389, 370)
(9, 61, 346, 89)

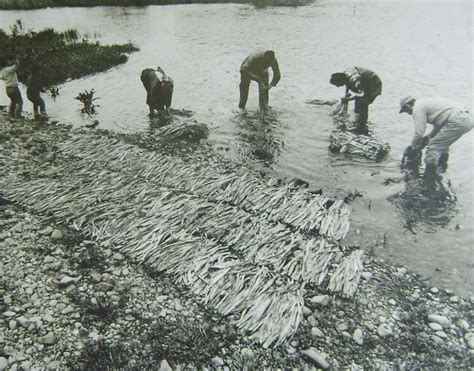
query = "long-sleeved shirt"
(240, 51, 281, 87)
(410, 97, 468, 147)
(0, 64, 19, 88)
(344, 66, 382, 98)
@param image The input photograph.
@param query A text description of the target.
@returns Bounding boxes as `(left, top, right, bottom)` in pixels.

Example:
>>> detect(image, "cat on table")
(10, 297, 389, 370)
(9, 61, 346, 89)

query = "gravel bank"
(0, 114, 473, 369)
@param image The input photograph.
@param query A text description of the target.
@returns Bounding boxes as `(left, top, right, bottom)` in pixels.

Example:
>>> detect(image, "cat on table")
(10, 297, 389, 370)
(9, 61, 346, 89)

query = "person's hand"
(259, 82, 270, 91)
(341, 96, 350, 103)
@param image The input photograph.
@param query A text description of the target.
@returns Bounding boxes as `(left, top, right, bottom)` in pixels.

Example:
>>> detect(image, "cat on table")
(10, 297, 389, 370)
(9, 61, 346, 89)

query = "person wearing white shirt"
(0, 57, 23, 119)
(399, 96, 473, 173)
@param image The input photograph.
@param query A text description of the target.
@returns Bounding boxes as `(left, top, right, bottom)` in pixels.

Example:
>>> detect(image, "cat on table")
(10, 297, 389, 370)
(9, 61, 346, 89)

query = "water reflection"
(388, 165, 457, 234)
(232, 109, 285, 166)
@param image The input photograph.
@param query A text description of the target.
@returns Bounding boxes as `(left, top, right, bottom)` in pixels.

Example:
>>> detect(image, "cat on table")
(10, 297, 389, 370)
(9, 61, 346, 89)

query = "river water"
(1, 0, 473, 296)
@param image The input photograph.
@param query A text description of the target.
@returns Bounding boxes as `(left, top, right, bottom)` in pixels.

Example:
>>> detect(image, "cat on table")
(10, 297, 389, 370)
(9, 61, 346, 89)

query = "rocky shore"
(0, 114, 473, 369)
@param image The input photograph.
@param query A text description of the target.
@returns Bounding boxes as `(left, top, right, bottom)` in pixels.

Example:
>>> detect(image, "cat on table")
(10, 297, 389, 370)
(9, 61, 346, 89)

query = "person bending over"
(330, 66, 382, 135)
(399, 96, 473, 175)
(239, 50, 280, 112)
(140, 66, 174, 114)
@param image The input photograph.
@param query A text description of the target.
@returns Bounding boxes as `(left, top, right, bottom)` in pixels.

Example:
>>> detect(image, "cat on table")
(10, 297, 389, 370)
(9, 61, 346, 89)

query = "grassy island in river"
(0, 21, 138, 87)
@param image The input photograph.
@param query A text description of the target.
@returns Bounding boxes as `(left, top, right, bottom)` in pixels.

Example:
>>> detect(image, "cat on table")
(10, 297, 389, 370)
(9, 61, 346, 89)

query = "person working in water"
(27, 64, 47, 120)
(330, 67, 382, 135)
(0, 56, 23, 120)
(140, 66, 174, 114)
(399, 96, 473, 174)
(239, 50, 281, 112)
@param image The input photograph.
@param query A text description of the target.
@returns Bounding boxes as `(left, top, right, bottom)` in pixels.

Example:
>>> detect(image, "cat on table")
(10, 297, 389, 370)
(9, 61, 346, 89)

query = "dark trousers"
(6, 86, 23, 117)
(239, 69, 269, 110)
(354, 94, 379, 133)
(27, 90, 46, 117)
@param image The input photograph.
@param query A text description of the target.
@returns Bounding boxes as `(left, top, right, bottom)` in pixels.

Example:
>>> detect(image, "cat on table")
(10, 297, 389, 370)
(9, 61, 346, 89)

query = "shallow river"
(1, 0, 473, 296)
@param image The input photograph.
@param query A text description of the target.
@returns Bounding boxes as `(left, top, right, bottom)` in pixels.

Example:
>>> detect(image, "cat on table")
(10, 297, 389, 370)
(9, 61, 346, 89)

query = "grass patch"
(0, 20, 138, 87)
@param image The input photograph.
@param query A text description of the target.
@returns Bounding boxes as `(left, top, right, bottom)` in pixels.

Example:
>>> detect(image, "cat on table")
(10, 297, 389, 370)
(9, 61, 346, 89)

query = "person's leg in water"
(438, 153, 449, 173)
(424, 115, 473, 174)
(353, 97, 369, 135)
(259, 68, 270, 113)
(6, 87, 22, 119)
(239, 72, 251, 109)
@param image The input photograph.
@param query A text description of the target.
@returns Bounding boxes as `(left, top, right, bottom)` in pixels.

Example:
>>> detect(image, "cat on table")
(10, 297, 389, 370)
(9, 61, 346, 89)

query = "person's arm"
(410, 109, 428, 148)
(341, 78, 364, 102)
(269, 59, 280, 87)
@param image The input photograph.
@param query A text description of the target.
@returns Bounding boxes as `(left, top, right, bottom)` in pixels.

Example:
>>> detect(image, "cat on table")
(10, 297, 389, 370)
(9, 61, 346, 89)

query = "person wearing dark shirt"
(27, 65, 47, 119)
(239, 50, 281, 112)
(330, 67, 382, 135)
(140, 66, 174, 114)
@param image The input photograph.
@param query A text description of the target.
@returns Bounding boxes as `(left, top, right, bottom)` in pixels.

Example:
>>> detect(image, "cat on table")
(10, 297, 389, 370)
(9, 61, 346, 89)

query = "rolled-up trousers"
(425, 110, 473, 166)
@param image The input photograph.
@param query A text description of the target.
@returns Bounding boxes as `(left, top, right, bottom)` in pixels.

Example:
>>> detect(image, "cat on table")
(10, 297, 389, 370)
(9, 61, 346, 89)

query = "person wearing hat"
(239, 50, 281, 112)
(330, 67, 382, 135)
(140, 66, 173, 114)
(399, 96, 473, 173)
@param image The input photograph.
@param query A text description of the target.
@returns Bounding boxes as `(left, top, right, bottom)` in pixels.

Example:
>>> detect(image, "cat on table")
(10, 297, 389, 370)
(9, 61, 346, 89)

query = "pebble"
(465, 333, 474, 349)
(16, 316, 29, 327)
(39, 226, 53, 235)
(59, 276, 76, 288)
(353, 328, 363, 345)
(112, 253, 124, 261)
(430, 287, 439, 294)
(43, 256, 55, 264)
(0, 358, 8, 370)
(302, 306, 312, 317)
(211, 357, 225, 367)
(301, 348, 329, 369)
(435, 331, 447, 339)
(47, 361, 61, 369)
(38, 332, 57, 345)
(241, 348, 254, 358)
(50, 230, 63, 240)
(361, 272, 373, 280)
(9, 319, 17, 330)
(377, 324, 393, 338)
(160, 359, 172, 371)
(429, 323, 443, 331)
(310, 295, 331, 306)
(98, 282, 114, 292)
(458, 319, 469, 331)
(449, 296, 459, 303)
(311, 327, 324, 338)
(427, 314, 451, 329)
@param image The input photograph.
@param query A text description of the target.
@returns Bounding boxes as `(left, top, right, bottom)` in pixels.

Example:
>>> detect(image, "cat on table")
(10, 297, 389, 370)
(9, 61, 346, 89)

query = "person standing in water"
(399, 96, 473, 175)
(140, 66, 174, 114)
(27, 64, 47, 120)
(0, 56, 23, 120)
(330, 67, 382, 135)
(239, 50, 281, 112)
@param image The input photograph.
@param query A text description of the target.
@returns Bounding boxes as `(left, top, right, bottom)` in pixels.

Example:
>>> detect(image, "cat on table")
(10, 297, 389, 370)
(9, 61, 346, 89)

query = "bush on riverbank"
(0, 21, 138, 87)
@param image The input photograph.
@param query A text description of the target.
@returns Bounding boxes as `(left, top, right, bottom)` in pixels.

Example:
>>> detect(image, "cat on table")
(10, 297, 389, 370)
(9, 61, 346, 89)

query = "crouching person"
(399, 96, 473, 175)
(140, 67, 173, 114)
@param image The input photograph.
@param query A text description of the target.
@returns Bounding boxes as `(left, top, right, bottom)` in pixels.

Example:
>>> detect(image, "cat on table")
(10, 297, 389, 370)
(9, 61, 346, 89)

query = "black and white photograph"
(0, 0, 472, 368)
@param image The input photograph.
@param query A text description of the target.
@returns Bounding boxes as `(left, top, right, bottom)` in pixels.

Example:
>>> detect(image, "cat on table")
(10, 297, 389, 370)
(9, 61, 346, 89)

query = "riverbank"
(0, 113, 473, 369)
(0, 22, 137, 87)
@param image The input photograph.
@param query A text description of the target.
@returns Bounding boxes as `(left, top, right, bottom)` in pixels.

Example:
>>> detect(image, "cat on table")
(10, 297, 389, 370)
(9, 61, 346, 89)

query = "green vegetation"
(0, 0, 246, 9)
(0, 20, 138, 87)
